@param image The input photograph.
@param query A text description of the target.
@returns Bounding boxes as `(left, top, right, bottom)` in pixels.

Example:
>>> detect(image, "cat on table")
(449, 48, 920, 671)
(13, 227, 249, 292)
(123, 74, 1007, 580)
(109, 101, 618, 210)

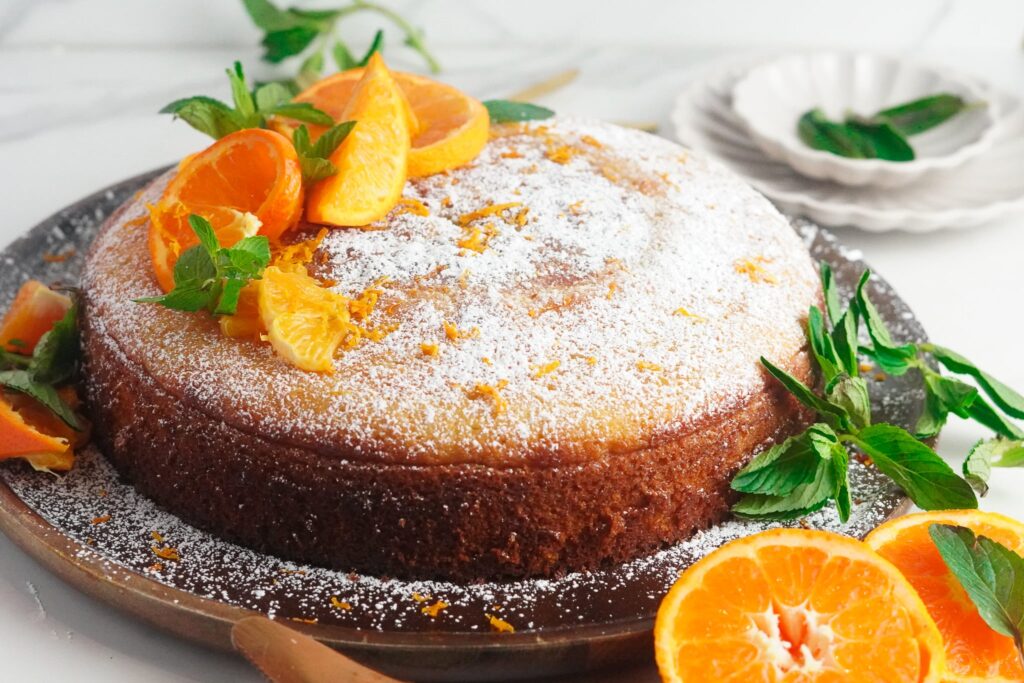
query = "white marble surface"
(1, 1, 1024, 680)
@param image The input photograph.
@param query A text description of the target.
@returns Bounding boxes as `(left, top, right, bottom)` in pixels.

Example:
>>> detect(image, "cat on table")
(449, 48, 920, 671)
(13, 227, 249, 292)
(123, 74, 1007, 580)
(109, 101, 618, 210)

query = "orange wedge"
(655, 528, 945, 683)
(866, 510, 1024, 682)
(0, 388, 89, 472)
(149, 128, 303, 292)
(276, 62, 488, 178)
(0, 280, 72, 354)
(258, 266, 351, 373)
(305, 54, 411, 227)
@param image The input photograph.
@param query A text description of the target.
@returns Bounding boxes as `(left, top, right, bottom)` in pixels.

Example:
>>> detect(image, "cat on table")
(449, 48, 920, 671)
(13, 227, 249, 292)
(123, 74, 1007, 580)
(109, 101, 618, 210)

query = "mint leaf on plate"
(929, 523, 1024, 668)
(852, 423, 977, 510)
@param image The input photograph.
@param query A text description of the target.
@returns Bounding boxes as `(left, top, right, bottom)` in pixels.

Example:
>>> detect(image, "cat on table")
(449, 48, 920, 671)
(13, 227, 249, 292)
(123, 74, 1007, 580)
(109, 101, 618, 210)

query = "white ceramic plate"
(669, 58, 1024, 232)
(732, 52, 998, 188)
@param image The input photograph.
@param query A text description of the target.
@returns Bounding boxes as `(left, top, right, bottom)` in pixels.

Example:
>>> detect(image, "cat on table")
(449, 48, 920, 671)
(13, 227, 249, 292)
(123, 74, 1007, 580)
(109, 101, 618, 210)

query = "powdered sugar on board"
(81, 118, 821, 466)
(1, 445, 902, 634)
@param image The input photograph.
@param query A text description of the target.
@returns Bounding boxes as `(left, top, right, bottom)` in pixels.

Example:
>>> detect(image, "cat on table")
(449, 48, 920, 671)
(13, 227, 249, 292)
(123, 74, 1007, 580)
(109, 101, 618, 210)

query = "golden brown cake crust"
(83, 311, 812, 579)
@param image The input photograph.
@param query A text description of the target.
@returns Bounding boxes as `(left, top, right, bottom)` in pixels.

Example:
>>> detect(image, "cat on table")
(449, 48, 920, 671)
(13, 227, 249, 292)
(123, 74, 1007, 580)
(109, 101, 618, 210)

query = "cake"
(81, 118, 820, 581)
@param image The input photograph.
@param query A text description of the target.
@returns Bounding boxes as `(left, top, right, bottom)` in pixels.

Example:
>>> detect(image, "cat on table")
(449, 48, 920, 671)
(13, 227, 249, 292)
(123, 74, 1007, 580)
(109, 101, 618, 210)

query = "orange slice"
(149, 128, 303, 291)
(0, 280, 72, 354)
(0, 388, 90, 472)
(276, 63, 488, 178)
(257, 266, 351, 373)
(866, 510, 1024, 682)
(305, 54, 411, 227)
(655, 528, 945, 683)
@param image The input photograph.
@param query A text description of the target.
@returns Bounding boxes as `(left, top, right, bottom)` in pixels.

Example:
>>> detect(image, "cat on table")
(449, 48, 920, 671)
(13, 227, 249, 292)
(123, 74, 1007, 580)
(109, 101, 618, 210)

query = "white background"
(1, 1, 1023, 680)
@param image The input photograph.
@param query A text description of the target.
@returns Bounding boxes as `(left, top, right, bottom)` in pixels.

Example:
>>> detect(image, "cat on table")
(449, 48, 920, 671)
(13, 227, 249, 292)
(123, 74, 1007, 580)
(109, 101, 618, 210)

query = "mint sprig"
(930, 523, 1024, 669)
(731, 265, 993, 520)
(0, 302, 82, 430)
(240, 0, 440, 80)
(291, 121, 357, 184)
(135, 215, 270, 316)
(161, 61, 333, 140)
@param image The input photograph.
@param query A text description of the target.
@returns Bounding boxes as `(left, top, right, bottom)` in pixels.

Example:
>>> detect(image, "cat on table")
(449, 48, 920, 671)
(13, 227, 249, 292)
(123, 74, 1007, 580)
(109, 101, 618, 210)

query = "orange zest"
(277, 62, 489, 178)
(305, 54, 411, 227)
(866, 510, 1024, 682)
(0, 280, 72, 354)
(654, 528, 945, 683)
(148, 128, 303, 291)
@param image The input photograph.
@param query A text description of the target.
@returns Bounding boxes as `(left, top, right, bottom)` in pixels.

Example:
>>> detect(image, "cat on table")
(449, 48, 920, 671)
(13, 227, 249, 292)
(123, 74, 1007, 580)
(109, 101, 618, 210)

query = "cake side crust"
(83, 305, 814, 580)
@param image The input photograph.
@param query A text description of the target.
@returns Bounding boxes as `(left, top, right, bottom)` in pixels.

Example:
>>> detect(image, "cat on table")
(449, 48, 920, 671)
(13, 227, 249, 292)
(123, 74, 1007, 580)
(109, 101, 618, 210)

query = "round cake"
(82, 119, 820, 580)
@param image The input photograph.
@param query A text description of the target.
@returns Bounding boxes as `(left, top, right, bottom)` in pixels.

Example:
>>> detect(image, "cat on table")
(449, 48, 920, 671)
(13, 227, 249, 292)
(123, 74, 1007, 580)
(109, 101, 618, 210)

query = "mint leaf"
(333, 40, 358, 71)
(819, 262, 843, 326)
(0, 369, 81, 430)
(915, 372, 979, 438)
(929, 524, 1024, 668)
(845, 117, 915, 161)
(240, 0, 298, 31)
(0, 348, 31, 371)
(28, 304, 78, 385)
(831, 309, 860, 378)
(877, 94, 971, 136)
(808, 305, 840, 381)
(855, 271, 916, 375)
(262, 26, 319, 63)
(732, 425, 833, 495)
(267, 102, 334, 126)
(968, 396, 1024, 440)
(254, 82, 293, 112)
(853, 424, 977, 510)
(733, 456, 837, 520)
(160, 96, 244, 139)
(484, 100, 555, 124)
(826, 375, 871, 430)
(292, 121, 355, 184)
(929, 345, 1024, 420)
(761, 356, 852, 431)
(357, 29, 385, 67)
(227, 62, 257, 121)
(732, 424, 850, 523)
(312, 120, 356, 158)
(963, 437, 1024, 495)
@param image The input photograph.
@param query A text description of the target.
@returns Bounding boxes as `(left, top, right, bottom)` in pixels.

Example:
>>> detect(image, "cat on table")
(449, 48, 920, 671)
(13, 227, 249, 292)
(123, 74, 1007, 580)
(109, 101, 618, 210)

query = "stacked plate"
(668, 52, 1024, 232)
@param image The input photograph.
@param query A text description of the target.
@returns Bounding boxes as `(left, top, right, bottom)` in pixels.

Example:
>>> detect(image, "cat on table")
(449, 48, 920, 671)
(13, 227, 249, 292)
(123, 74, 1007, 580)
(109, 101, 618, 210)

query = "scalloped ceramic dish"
(669, 56, 1024, 232)
(732, 52, 999, 188)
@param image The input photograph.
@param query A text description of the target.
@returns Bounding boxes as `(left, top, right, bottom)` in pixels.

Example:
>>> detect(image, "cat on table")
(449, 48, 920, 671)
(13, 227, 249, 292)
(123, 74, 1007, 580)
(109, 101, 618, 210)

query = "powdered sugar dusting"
(82, 119, 820, 466)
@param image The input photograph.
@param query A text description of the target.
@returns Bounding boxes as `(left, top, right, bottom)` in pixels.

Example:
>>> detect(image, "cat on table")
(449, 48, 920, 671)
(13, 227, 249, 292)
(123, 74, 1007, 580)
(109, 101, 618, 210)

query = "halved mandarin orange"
(655, 528, 945, 683)
(0, 280, 72, 354)
(258, 266, 351, 373)
(274, 62, 488, 178)
(866, 510, 1024, 682)
(148, 128, 303, 292)
(305, 54, 411, 227)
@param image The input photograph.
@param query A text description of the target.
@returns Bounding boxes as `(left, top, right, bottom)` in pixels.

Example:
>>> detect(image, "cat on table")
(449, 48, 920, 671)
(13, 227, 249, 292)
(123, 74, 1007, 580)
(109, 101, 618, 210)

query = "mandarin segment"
(306, 54, 411, 227)
(654, 529, 945, 683)
(0, 280, 72, 354)
(866, 510, 1024, 682)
